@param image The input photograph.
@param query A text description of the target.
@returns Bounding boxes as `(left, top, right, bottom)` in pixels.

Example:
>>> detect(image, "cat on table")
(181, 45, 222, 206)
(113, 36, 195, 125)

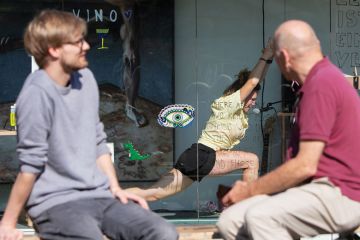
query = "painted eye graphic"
(158, 104, 195, 128)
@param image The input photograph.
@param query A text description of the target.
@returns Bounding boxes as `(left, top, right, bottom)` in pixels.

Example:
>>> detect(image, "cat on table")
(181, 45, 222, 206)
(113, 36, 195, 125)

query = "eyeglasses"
(64, 37, 85, 49)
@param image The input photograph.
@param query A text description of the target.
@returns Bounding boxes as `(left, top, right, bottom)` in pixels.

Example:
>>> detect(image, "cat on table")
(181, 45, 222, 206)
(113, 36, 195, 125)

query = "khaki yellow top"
(198, 89, 248, 151)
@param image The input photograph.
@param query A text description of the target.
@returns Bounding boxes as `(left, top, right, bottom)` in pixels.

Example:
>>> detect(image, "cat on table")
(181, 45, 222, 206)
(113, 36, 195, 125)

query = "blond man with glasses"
(0, 10, 177, 240)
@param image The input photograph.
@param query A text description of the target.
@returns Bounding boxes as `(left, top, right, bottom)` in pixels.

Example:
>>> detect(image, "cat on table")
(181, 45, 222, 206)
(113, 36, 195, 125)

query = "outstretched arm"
(239, 39, 274, 102)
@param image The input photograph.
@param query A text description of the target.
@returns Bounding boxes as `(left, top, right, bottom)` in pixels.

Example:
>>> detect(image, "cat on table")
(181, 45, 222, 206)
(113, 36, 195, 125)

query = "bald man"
(217, 20, 360, 240)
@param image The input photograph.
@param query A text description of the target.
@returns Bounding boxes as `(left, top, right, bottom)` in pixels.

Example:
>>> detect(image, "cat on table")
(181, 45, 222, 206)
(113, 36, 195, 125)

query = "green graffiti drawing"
(123, 142, 151, 161)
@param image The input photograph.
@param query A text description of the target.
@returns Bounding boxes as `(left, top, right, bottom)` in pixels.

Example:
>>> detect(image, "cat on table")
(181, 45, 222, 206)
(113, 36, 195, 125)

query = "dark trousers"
(32, 198, 178, 240)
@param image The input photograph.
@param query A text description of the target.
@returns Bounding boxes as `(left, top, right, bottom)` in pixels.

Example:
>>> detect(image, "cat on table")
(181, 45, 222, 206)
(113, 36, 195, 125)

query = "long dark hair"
(223, 68, 261, 96)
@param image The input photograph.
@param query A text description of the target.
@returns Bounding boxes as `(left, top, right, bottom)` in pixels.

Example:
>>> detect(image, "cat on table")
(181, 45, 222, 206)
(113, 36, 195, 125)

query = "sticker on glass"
(158, 104, 195, 128)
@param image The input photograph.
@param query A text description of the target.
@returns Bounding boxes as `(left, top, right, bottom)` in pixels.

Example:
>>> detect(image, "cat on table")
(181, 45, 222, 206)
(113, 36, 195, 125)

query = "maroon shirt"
(287, 57, 360, 202)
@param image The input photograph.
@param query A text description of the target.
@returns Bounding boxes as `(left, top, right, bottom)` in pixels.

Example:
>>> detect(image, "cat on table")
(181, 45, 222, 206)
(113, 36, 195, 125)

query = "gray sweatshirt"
(16, 68, 113, 218)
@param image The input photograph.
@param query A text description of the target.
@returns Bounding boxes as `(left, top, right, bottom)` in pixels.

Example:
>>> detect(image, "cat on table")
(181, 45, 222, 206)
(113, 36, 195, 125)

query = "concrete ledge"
(176, 224, 222, 240)
(22, 225, 223, 240)
(20, 225, 360, 240)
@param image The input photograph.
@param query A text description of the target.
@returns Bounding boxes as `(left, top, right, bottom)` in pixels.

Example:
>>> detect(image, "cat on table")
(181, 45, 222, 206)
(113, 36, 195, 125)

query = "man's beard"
(62, 59, 88, 73)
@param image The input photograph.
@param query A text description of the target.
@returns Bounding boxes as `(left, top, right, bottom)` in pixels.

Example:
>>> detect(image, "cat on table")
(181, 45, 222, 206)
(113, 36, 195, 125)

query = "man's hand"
(0, 224, 23, 240)
(111, 187, 149, 210)
(221, 180, 252, 207)
(0, 172, 36, 240)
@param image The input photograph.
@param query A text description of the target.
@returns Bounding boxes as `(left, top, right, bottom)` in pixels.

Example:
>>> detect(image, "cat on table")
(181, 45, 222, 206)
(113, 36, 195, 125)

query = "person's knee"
(149, 221, 178, 240)
(216, 213, 229, 236)
(217, 209, 238, 240)
(244, 206, 268, 231)
(160, 225, 178, 240)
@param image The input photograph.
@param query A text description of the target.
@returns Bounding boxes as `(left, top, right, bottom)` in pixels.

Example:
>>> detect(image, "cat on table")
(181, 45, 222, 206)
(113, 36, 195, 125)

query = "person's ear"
(48, 46, 61, 59)
(279, 49, 291, 71)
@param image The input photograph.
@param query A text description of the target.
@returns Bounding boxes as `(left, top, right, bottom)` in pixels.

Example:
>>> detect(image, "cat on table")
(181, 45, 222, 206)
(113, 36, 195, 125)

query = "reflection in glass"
(96, 28, 109, 49)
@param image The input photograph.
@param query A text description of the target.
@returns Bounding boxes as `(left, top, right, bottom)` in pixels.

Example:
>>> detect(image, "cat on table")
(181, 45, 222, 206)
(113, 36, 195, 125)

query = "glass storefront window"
(1, 0, 358, 229)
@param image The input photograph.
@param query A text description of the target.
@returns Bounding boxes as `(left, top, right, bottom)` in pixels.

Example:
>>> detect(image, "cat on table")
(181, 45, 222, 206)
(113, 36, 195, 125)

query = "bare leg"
(213, 151, 259, 210)
(210, 150, 259, 182)
(126, 168, 193, 201)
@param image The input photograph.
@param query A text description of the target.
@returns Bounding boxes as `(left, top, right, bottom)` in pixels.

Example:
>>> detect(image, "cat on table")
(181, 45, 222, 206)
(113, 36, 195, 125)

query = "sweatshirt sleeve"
(16, 85, 52, 174)
(96, 115, 110, 158)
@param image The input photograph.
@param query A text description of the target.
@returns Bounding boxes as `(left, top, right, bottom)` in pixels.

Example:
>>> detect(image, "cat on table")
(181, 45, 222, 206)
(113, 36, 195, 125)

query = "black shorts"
(174, 143, 216, 182)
